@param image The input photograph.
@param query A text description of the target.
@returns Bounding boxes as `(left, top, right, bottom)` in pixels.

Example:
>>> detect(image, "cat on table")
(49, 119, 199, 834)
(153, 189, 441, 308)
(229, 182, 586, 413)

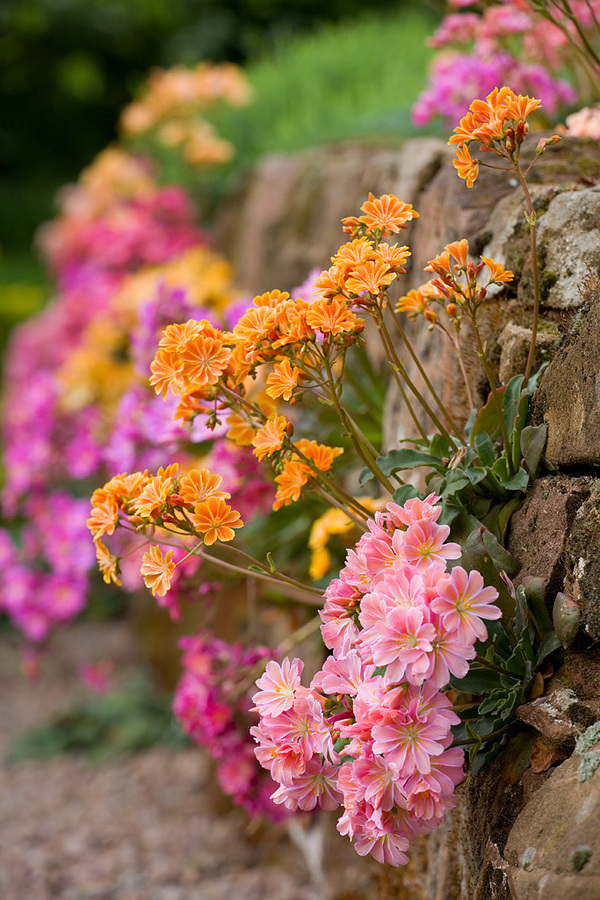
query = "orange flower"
(95, 540, 122, 586)
(266, 358, 300, 401)
(193, 496, 243, 545)
(295, 438, 344, 472)
(358, 193, 419, 237)
(344, 259, 396, 295)
(272, 460, 311, 510)
(271, 300, 314, 349)
(425, 249, 453, 279)
(159, 320, 219, 353)
(332, 238, 375, 272)
(150, 348, 185, 399)
(449, 88, 542, 153)
(253, 289, 290, 307)
(372, 243, 411, 272)
(87, 493, 120, 540)
(131, 466, 177, 520)
(179, 468, 230, 504)
(482, 257, 514, 284)
(233, 305, 278, 345)
(226, 412, 257, 446)
(446, 239, 469, 269)
(252, 415, 288, 460)
(305, 298, 364, 336)
(179, 334, 231, 388)
(452, 143, 479, 188)
(504, 93, 542, 122)
(396, 287, 436, 320)
(140, 545, 176, 597)
(313, 265, 348, 301)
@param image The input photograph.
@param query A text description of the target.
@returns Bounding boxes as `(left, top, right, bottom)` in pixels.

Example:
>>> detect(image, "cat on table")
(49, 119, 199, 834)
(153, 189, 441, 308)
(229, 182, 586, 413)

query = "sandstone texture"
(504, 752, 600, 900)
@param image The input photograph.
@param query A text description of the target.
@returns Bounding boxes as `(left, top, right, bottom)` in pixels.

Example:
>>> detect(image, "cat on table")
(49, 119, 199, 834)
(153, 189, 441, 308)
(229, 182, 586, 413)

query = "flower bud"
(553, 591, 580, 648)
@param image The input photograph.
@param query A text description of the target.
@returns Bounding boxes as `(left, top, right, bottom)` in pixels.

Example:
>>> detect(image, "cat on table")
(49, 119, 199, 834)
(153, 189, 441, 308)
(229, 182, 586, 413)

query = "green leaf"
(470, 385, 507, 443)
(377, 448, 444, 476)
(510, 391, 531, 472)
(500, 466, 529, 492)
(482, 527, 520, 574)
(429, 433, 453, 460)
(450, 667, 503, 694)
(359, 465, 375, 486)
(392, 483, 419, 505)
(495, 497, 523, 544)
(520, 423, 548, 477)
(474, 431, 498, 468)
(501, 375, 525, 438)
(536, 631, 561, 667)
(442, 469, 471, 495)
(463, 466, 488, 486)
(471, 733, 509, 775)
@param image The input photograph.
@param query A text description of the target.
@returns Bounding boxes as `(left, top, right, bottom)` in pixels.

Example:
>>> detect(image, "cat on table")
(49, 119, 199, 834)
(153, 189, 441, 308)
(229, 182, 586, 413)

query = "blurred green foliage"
(6, 674, 187, 763)
(212, 7, 439, 182)
(0, 0, 415, 255)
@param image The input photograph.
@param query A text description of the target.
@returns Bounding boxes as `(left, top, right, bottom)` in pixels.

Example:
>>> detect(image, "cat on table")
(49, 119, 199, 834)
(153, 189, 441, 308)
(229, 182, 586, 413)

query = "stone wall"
(213, 135, 600, 899)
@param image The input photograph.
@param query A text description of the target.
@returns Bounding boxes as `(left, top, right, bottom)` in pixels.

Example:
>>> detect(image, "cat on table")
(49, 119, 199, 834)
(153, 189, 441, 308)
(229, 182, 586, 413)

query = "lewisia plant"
(412, 0, 600, 129)
(89, 88, 561, 864)
(252, 494, 500, 865)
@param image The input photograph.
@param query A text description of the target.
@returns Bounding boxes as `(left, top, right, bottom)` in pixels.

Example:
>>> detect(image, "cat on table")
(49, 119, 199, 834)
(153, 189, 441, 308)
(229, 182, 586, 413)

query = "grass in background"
(208, 5, 440, 186)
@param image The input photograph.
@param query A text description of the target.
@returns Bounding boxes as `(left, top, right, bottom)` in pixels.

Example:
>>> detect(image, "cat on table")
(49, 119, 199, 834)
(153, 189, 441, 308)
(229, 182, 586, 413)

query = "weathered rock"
(534, 187, 600, 309)
(528, 289, 600, 465)
(212, 139, 448, 296)
(563, 483, 600, 641)
(504, 752, 600, 900)
(497, 322, 561, 385)
(516, 650, 600, 748)
(508, 476, 593, 604)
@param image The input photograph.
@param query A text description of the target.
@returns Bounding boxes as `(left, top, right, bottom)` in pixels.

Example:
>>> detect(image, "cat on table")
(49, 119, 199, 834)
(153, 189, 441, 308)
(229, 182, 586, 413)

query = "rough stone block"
(505, 752, 600, 900)
(507, 476, 593, 603)
(530, 295, 600, 466)
(564, 483, 600, 641)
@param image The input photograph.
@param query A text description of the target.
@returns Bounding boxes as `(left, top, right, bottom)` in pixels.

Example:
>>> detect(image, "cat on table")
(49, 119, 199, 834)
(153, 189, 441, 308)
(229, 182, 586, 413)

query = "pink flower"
(271, 758, 342, 811)
(253, 657, 304, 717)
(393, 519, 461, 571)
(310, 650, 374, 696)
(431, 565, 501, 644)
(362, 606, 436, 685)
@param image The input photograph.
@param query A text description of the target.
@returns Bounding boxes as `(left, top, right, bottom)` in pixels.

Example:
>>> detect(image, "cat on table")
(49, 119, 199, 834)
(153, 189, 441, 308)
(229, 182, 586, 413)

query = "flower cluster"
(173, 632, 288, 820)
(447, 85, 556, 188)
(252, 495, 501, 865)
(87, 464, 245, 621)
(0, 87, 269, 646)
(121, 62, 252, 167)
(146, 193, 420, 516)
(411, 0, 590, 128)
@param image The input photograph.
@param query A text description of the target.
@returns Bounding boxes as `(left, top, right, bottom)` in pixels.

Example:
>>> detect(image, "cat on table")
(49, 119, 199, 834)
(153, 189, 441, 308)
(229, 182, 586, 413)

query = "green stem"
(470, 315, 514, 474)
(322, 357, 396, 496)
(276, 615, 322, 655)
(513, 162, 540, 384)
(390, 306, 463, 438)
(200, 545, 324, 606)
(377, 307, 460, 450)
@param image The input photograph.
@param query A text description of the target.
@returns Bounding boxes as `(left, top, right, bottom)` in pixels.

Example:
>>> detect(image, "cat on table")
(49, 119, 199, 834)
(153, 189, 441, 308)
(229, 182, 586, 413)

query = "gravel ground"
(0, 621, 379, 900)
